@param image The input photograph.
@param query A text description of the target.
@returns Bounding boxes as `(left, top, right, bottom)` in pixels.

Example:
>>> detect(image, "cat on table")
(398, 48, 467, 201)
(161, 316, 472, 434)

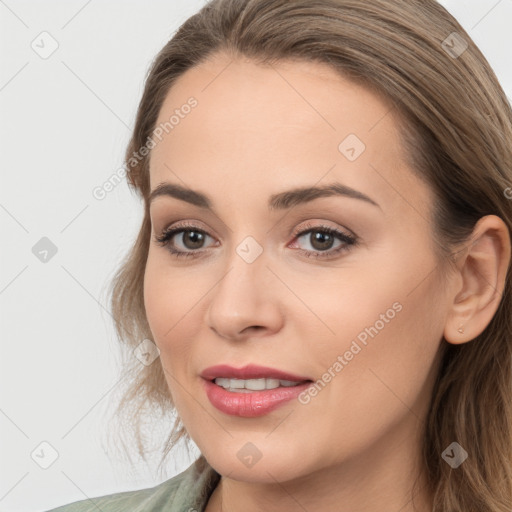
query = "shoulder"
(44, 456, 220, 512)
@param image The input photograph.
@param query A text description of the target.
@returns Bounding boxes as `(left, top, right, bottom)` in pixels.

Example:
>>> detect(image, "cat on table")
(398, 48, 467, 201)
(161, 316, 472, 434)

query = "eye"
(290, 222, 358, 259)
(154, 221, 359, 260)
(154, 222, 216, 259)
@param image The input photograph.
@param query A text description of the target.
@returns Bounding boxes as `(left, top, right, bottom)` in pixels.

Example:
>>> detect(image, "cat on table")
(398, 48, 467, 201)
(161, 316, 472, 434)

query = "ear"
(444, 215, 511, 345)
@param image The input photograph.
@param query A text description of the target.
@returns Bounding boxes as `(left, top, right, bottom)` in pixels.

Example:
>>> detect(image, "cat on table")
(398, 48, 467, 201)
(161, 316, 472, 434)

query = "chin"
(201, 441, 313, 484)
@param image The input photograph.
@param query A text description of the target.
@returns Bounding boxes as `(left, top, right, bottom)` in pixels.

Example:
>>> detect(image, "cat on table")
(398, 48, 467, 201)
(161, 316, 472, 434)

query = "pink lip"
(200, 364, 314, 417)
(202, 379, 313, 417)
(200, 364, 312, 382)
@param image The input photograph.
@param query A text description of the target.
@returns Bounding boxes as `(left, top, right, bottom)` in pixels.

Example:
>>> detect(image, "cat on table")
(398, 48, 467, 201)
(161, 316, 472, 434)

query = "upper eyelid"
(159, 221, 350, 237)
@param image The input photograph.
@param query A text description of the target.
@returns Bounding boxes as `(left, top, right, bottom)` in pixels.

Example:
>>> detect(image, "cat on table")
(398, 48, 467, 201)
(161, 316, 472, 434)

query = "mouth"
(202, 370, 315, 417)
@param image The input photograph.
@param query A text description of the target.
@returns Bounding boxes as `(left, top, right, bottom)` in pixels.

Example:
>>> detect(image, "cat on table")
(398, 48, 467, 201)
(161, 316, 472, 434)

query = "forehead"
(148, 53, 432, 218)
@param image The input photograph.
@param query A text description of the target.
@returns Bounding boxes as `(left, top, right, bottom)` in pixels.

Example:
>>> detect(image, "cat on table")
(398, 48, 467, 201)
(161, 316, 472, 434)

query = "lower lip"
(203, 379, 313, 417)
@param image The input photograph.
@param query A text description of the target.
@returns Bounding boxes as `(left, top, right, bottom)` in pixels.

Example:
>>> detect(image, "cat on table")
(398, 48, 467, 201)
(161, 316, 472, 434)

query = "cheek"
(299, 249, 444, 431)
(295, 238, 440, 377)
(143, 249, 216, 388)
(143, 253, 169, 340)
(143, 252, 196, 356)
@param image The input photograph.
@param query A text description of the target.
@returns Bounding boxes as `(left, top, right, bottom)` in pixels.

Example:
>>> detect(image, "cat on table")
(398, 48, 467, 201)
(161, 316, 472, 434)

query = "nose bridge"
(212, 234, 268, 310)
(204, 233, 284, 339)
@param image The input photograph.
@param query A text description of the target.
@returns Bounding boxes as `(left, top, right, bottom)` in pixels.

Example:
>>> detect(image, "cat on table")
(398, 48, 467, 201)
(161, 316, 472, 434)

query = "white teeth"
(213, 377, 302, 392)
(245, 378, 272, 390)
(228, 378, 245, 389)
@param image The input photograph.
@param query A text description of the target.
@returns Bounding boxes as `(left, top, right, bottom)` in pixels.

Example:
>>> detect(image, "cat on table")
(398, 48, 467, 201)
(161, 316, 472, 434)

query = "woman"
(47, 0, 512, 510)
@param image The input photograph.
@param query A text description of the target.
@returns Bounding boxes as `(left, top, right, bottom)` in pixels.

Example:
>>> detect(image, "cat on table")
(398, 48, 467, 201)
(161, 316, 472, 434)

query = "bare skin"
(143, 52, 511, 512)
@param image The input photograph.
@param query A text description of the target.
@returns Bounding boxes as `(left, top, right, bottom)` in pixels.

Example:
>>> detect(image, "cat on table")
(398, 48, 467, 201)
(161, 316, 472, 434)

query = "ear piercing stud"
(457, 325, 464, 334)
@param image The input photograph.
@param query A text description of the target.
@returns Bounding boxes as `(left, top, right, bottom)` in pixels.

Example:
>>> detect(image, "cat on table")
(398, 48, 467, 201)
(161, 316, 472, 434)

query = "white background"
(0, 1, 511, 511)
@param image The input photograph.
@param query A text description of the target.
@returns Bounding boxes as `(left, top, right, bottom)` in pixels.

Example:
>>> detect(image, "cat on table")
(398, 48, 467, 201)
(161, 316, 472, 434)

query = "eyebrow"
(148, 182, 381, 210)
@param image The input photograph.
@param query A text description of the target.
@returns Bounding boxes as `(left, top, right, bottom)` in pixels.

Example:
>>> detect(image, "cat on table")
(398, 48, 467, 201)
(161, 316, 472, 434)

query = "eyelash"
(154, 221, 359, 260)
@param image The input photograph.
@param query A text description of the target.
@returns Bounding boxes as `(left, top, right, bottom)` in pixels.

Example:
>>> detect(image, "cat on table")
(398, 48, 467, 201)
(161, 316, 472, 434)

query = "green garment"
(45, 455, 221, 512)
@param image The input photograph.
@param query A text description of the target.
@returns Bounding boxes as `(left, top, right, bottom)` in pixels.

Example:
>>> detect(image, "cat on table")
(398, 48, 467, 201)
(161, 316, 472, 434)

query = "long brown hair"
(107, 1, 512, 509)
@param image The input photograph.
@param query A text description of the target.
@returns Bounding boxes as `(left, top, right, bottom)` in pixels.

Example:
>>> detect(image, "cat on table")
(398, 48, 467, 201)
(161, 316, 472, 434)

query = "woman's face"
(144, 53, 451, 483)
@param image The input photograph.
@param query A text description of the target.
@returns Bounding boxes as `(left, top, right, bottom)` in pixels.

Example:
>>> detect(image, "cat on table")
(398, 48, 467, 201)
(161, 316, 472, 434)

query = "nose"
(204, 246, 284, 342)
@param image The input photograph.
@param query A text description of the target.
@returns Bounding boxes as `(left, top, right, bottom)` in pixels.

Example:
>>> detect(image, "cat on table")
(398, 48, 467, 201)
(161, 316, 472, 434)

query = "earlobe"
(443, 215, 511, 345)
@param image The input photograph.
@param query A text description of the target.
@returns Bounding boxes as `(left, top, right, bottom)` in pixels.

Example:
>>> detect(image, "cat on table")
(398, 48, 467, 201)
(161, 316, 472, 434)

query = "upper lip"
(200, 364, 313, 382)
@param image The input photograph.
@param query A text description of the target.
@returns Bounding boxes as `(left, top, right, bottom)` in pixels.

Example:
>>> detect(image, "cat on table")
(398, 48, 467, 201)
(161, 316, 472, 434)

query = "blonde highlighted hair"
(107, 1, 512, 509)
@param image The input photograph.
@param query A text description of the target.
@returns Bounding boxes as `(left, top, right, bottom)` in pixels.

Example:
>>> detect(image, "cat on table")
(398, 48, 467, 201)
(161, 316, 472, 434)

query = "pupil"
(311, 231, 333, 250)
(184, 231, 204, 249)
